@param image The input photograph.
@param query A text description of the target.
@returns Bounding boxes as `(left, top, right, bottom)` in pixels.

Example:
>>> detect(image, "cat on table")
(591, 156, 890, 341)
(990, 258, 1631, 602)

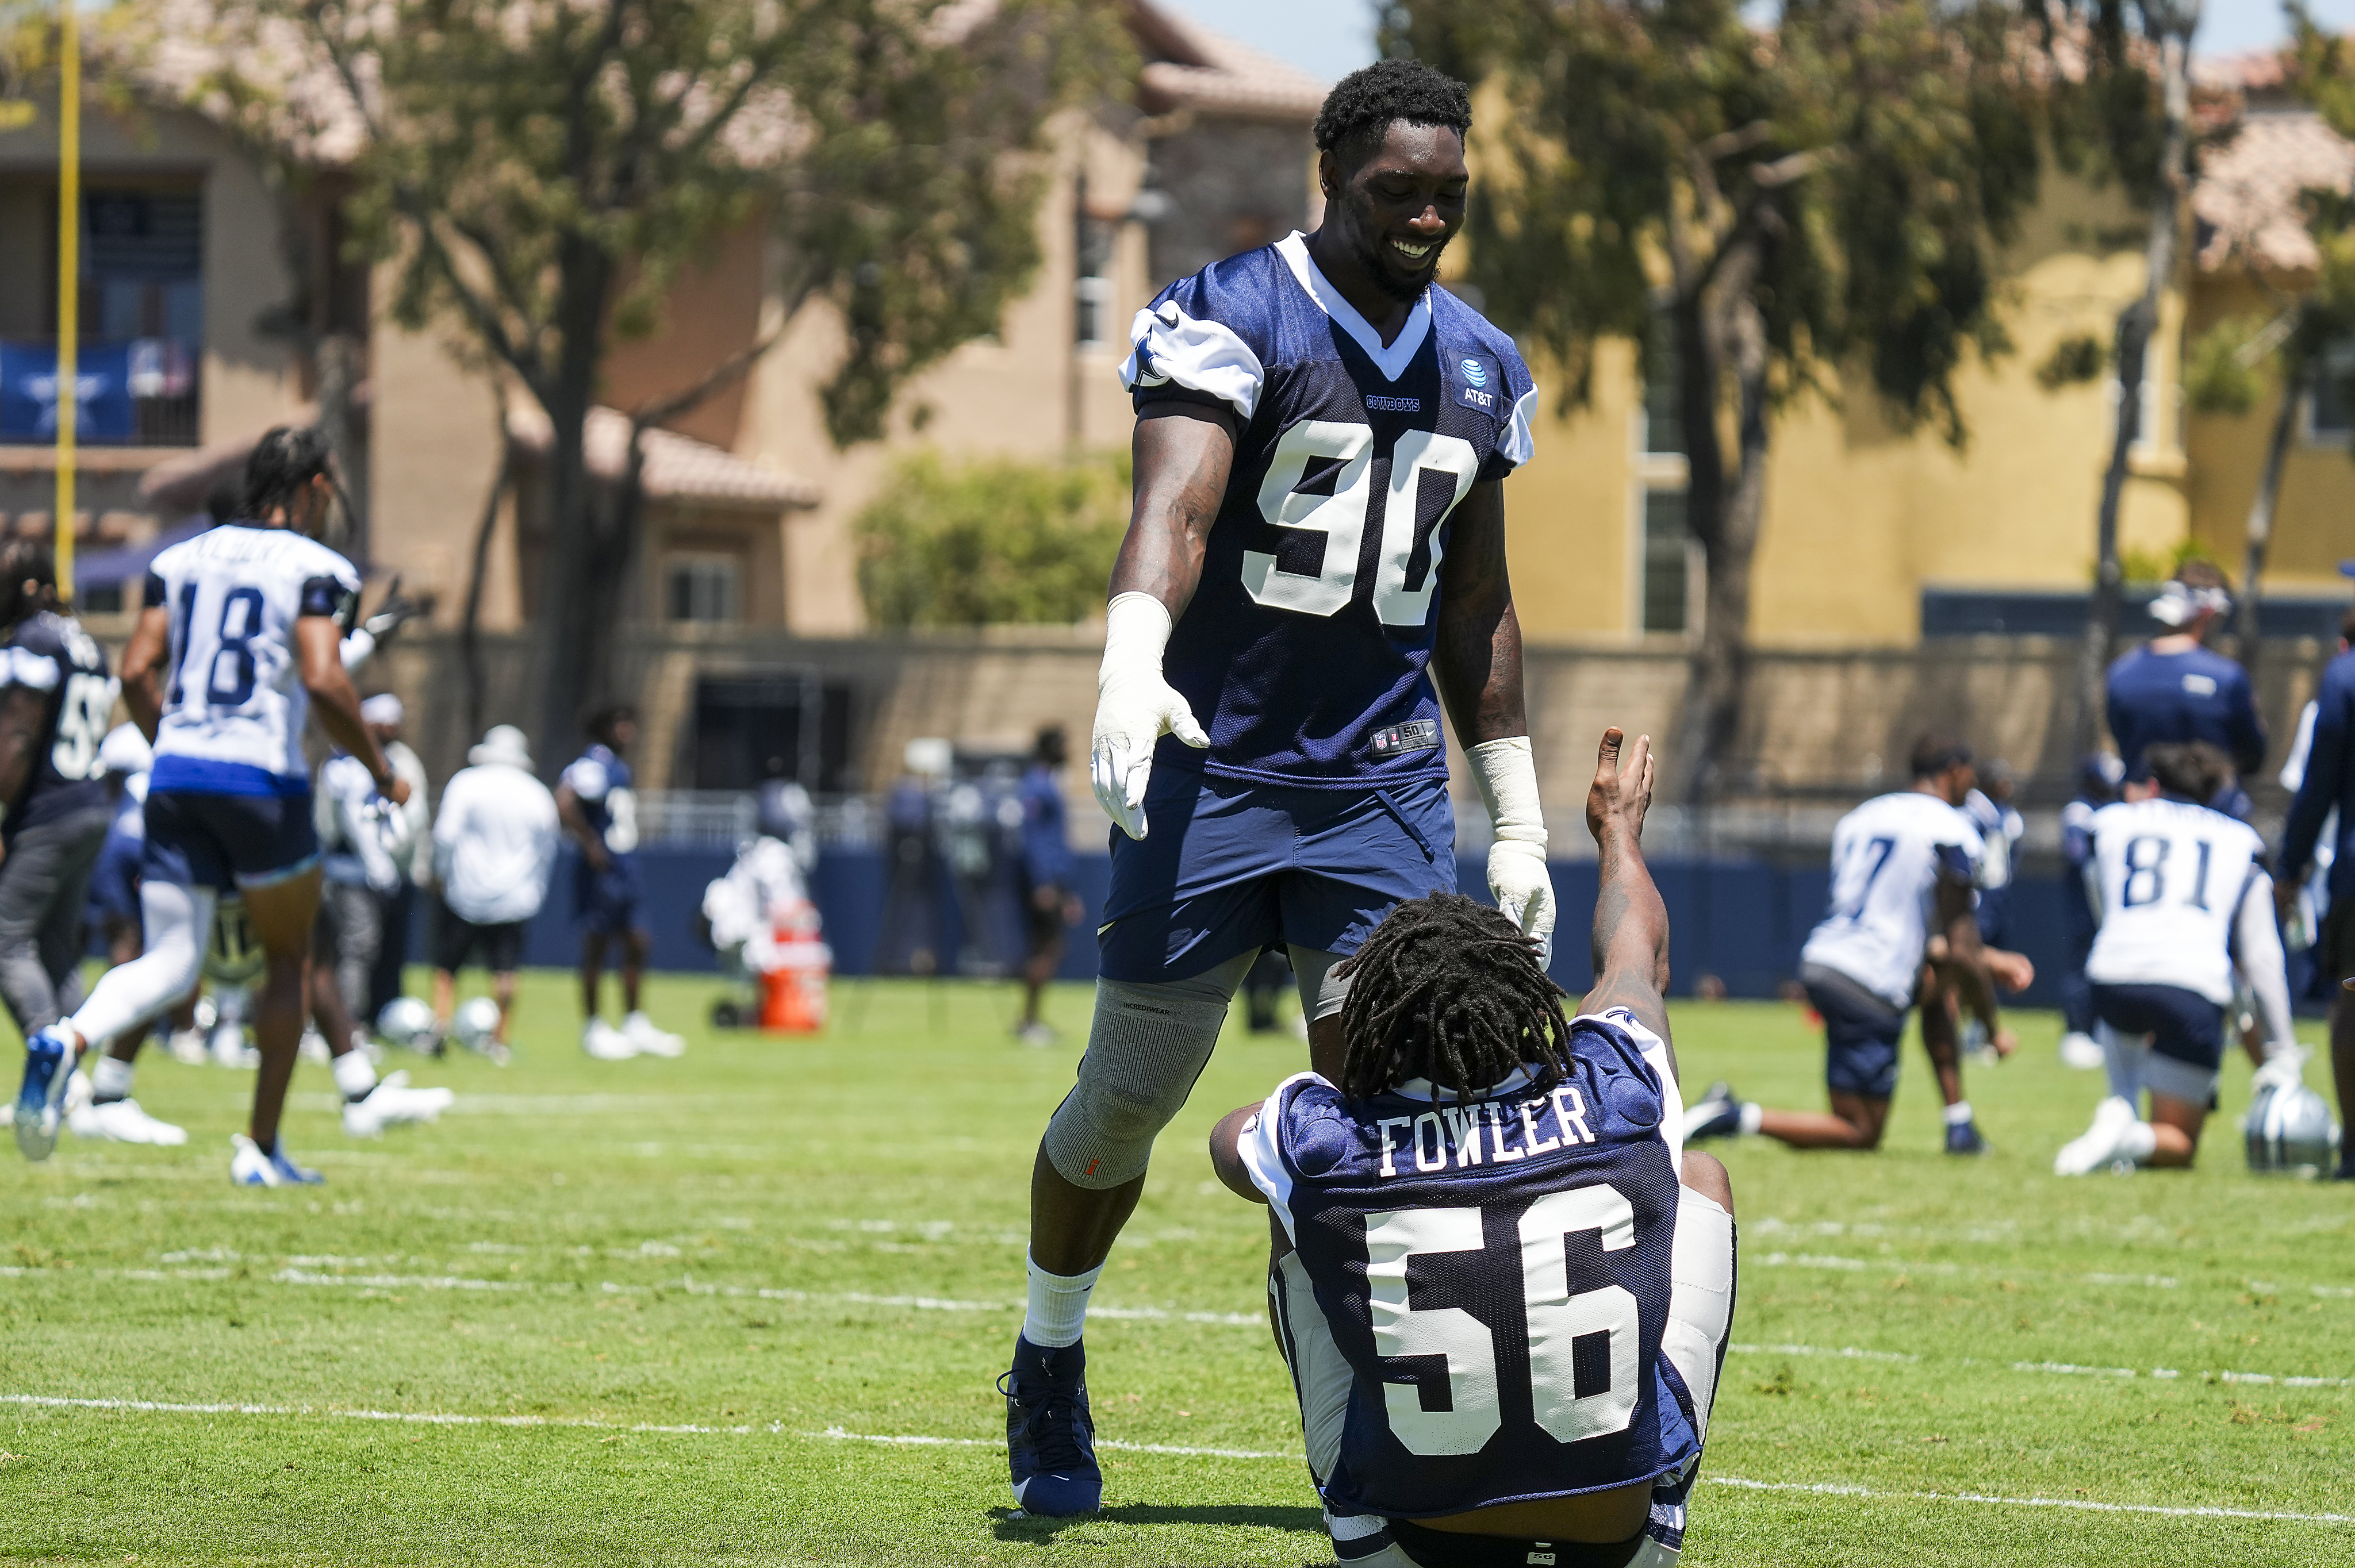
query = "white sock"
(1944, 1100, 1974, 1127)
(332, 1050, 378, 1101)
(2121, 1121, 2159, 1163)
(1022, 1252, 1102, 1349)
(71, 883, 211, 1050)
(91, 1055, 135, 1102)
(1737, 1101, 1763, 1136)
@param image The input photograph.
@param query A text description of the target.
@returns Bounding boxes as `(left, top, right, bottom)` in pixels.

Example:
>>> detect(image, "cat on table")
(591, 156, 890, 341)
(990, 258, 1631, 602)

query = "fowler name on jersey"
(1120, 231, 1537, 790)
(142, 525, 362, 794)
(1237, 1009, 1697, 1522)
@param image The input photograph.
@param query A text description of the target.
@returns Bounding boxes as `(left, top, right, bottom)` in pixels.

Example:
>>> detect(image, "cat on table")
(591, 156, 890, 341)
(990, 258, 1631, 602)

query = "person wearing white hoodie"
(431, 726, 561, 1058)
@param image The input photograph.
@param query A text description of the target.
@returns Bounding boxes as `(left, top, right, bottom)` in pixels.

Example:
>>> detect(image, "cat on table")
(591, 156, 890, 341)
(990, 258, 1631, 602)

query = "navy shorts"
(2090, 982, 2224, 1072)
(1801, 960, 1909, 1100)
(574, 854, 643, 935)
(1096, 769, 1456, 984)
(141, 788, 320, 892)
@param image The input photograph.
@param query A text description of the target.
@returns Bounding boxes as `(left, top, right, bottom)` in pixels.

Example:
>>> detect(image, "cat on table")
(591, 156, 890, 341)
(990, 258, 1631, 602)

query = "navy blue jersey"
(1239, 1009, 1698, 1520)
(2106, 644, 2265, 782)
(1120, 233, 1536, 790)
(2, 611, 114, 839)
(560, 744, 638, 857)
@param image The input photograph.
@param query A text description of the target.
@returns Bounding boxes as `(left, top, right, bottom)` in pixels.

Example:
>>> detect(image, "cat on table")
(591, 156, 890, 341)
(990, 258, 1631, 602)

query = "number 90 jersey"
(2084, 796, 2269, 1006)
(1, 610, 115, 839)
(1121, 232, 1537, 789)
(142, 525, 362, 793)
(1237, 1010, 1699, 1520)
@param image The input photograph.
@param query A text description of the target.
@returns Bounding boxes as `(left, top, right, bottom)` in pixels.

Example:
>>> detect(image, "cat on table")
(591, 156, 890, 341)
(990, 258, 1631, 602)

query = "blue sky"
(1154, 0, 2355, 81)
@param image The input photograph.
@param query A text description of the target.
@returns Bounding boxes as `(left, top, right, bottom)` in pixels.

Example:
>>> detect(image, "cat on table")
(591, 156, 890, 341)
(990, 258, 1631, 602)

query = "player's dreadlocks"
(1313, 59, 1472, 167)
(1334, 892, 1574, 1102)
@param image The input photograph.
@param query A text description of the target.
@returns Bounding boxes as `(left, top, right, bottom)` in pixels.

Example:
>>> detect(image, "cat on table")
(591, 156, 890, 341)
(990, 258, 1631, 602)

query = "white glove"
(1090, 593, 1207, 840)
(1466, 735, 1555, 960)
(2253, 1044, 2310, 1094)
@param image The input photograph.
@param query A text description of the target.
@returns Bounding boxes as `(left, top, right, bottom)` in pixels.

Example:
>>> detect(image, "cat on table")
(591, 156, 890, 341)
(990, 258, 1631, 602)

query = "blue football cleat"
(14, 1025, 72, 1162)
(1681, 1081, 1745, 1142)
(1944, 1118, 1990, 1156)
(999, 1334, 1102, 1516)
(230, 1134, 325, 1187)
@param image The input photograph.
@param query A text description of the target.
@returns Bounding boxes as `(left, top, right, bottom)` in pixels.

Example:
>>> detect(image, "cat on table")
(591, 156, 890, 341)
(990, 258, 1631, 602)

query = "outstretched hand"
(1585, 728, 1654, 847)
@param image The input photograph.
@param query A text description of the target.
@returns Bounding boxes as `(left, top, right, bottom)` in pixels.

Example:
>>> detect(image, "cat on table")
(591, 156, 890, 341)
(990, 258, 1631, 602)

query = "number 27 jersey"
(1121, 232, 1537, 789)
(143, 525, 361, 793)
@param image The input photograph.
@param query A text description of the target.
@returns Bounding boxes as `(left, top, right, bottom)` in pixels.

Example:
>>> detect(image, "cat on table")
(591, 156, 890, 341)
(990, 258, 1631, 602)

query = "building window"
(1640, 487, 1695, 635)
(2308, 340, 2355, 442)
(1642, 317, 1684, 456)
(1073, 172, 1114, 353)
(666, 555, 739, 624)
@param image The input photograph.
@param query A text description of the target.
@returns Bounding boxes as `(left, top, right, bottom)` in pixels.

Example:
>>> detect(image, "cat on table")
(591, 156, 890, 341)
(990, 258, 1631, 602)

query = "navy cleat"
(999, 1333, 1102, 1516)
(1681, 1081, 1745, 1142)
(1944, 1118, 1990, 1156)
(14, 1025, 73, 1162)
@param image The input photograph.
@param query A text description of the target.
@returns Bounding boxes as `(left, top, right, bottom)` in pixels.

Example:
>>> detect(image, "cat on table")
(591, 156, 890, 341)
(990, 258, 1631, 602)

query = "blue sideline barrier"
(449, 846, 2081, 1012)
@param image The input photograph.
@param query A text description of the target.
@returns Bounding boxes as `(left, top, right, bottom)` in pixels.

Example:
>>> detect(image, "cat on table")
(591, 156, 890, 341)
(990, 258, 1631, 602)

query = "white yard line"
(1707, 1476, 2352, 1525)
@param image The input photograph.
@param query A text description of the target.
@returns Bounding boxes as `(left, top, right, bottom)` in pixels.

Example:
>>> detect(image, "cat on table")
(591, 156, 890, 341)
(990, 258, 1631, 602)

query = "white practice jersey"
(1800, 791, 1985, 1008)
(143, 526, 360, 790)
(2084, 797, 2271, 1007)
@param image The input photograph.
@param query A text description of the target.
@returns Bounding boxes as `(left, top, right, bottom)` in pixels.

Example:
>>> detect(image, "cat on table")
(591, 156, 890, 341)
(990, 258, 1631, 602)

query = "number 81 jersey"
(2084, 795, 2269, 1006)
(1236, 1010, 1700, 1520)
(1, 610, 114, 838)
(1121, 232, 1537, 789)
(143, 525, 362, 793)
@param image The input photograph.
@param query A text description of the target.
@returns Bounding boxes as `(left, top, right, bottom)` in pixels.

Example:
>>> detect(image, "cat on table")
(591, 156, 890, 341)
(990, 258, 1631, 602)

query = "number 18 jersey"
(1, 610, 114, 839)
(142, 525, 361, 795)
(1121, 232, 1537, 790)
(2084, 796, 2268, 1006)
(1237, 1009, 1698, 1521)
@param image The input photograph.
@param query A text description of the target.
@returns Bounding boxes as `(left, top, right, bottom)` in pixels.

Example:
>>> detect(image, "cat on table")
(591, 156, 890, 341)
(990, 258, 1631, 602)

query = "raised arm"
(1090, 403, 1236, 840)
(1577, 728, 1674, 1077)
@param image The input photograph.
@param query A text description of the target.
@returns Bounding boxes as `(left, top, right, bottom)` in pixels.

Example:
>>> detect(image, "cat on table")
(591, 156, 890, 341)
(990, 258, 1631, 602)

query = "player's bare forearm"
(1579, 729, 1675, 1071)
(0, 686, 45, 804)
(1109, 402, 1236, 618)
(1207, 1105, 1267, 1204)
(296, 616, 394, 793)
(1432, 482, 1526, 748)
(1934, 884, 2001, 1033)
(120, 605, 170, 739)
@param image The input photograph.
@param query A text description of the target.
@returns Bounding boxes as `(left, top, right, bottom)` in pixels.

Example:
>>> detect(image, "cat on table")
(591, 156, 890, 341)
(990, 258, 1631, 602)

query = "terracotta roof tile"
(1128, 0, 1328, 120)
(2193, 108, 2355, 274)
(506, 403, 819, 510)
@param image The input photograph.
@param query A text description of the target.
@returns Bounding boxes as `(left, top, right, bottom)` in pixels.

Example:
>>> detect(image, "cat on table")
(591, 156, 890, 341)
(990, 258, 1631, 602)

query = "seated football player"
(2055, 740, 2304, 1174)
(1208, 731, 1735, 1567)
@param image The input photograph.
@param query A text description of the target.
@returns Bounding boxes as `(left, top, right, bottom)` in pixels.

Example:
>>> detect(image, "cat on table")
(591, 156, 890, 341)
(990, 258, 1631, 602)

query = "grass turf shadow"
(989, 1504, 1326, 1540)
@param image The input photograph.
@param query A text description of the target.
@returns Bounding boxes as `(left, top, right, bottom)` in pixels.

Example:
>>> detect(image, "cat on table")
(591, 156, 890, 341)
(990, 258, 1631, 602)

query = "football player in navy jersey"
(1000, 59, 1560, 1516)
(1206, 730, 1735, 1568)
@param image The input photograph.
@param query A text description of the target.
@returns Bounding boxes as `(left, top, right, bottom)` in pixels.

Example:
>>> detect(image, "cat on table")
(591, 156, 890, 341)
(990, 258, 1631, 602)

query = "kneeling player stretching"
(2055, 741, 2302, 1174)
(1209, 731, 1735, 1567)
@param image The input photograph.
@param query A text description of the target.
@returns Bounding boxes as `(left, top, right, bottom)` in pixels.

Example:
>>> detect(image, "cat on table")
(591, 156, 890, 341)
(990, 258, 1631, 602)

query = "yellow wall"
(1506, 174, 2195, 648)
(2186, 271, 2355, 594)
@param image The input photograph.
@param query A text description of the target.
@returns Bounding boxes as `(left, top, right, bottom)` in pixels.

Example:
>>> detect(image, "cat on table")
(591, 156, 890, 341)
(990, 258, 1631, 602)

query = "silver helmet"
(2247, 1078, 2342, 1176)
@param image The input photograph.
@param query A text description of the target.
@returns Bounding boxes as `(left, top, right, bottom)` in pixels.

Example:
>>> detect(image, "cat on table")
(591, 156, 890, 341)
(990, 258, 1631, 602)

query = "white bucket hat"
(468, 724, 535, 771)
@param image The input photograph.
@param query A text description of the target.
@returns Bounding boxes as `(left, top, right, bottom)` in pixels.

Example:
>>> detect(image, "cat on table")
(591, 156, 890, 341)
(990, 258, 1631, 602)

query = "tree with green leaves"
(1384, 0, 2041, 801)
(143, 0, 1125, 761)
(856, 449, 1130, 628)
(2028, 0, 2220, 752)
(2184, 5, 2355, 697)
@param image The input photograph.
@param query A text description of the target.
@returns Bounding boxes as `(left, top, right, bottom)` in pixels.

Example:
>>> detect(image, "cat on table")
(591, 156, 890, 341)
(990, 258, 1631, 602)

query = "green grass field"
(2, 973, 2350, 1565)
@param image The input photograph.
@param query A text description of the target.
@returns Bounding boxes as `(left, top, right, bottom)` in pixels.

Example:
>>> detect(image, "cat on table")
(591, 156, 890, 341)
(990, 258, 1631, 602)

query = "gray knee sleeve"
(1042, 954, 1250, 1189)
(1664, 1189, 1736, 1444)
(1287, 946, 1353, 1023)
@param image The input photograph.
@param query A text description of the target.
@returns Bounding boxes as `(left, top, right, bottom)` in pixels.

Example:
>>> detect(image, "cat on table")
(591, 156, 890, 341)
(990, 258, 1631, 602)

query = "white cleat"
(622, 1011, 685, 1058)
(167, 1028, 210, 1066)
(342, 1071, 456, 1137)
(229, 1132, 281, 1186)
(2058, 1032, 2106, 1071)
(298, 1028, 332, 1065)
(2054, 1096, 2141, 1176)
(210, 1024, 258, 1070)
(583, 1019, 639, 1060)
(71, 1096, 189, 1146)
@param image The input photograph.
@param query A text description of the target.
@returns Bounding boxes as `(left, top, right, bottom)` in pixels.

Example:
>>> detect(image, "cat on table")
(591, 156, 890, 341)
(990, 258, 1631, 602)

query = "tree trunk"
(1678, 285, 1771, 806)
(459, 443, 511, 739)
(2074, 25, 2194, 758)
(316, 332, 367, 562)
(534, 239, 619, 779)
(2233, 353, 2302, 694)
